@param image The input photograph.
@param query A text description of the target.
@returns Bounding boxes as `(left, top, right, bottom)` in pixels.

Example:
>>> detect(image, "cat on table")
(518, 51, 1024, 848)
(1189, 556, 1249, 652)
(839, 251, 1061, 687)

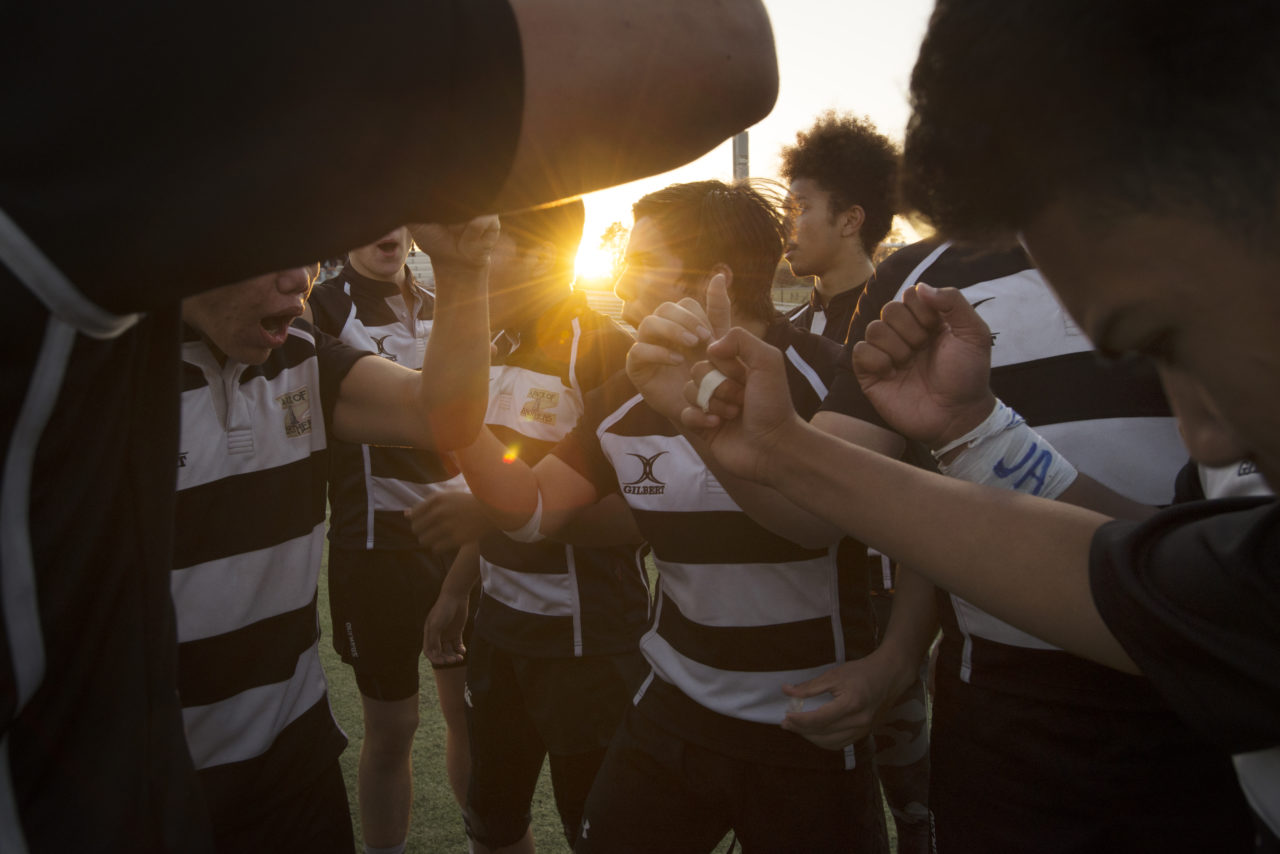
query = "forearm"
(418, 269, 490, 450)
(496, 0, 777, 209)
(455, 429, 542, 531)
(758, 420, 1134, 672)
(442, 543, 481, 598)
(875, 567, 940, 694)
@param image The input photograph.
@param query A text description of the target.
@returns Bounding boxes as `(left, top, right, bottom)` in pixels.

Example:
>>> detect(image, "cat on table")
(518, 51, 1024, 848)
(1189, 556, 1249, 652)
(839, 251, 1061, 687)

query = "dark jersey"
(0, 4, 521, 848)
(476, 292, 652, 658)
(554, 320, 876, 771)
(173, 321, 364, 832)
(308, 264, 459, 551)
(784, 284, 862, 344)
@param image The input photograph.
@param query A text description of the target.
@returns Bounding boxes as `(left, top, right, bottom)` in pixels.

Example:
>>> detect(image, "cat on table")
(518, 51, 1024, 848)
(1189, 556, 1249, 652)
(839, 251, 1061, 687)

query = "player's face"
(182, 267, 314, 366)
(784, 178, 845, 278)
(1022, 201, 1280, 487)
(348, 226, 413, 282)
(614, 217, 693, 328)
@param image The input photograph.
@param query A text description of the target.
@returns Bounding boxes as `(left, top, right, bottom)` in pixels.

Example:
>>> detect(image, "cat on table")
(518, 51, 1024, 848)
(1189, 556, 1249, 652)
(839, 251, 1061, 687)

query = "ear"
(840, 205, 866, 238)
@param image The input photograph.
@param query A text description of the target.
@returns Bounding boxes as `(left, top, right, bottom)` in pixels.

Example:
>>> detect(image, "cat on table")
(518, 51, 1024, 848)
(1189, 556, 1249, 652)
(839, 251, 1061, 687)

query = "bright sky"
(574, 0, 937, 280)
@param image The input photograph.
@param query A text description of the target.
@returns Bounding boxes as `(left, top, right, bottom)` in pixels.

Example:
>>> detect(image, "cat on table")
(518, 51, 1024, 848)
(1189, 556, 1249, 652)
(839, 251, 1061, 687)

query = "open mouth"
(260, 311, 298, 338)
(376, 239, 400, 253)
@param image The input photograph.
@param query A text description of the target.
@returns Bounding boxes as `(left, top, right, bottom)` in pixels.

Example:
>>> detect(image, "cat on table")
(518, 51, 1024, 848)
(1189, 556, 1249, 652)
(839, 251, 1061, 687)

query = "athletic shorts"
(929, 670, 1255, 854)
(328, 546, 473, 701)
(463, 634, 647, 849)
(211, 758, 353, 854)
(576, 706, 889, 854)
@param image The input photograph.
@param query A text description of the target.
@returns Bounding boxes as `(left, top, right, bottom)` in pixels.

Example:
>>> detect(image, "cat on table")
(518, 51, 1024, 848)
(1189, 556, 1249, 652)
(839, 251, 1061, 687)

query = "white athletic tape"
(695, 368, 730, 413)
(936, 398, 1078, 498)
(502, 489, 545, 543)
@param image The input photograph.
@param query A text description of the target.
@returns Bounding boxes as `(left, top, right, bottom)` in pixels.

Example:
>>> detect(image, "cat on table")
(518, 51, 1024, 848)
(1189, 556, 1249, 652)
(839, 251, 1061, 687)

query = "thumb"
(706, 272, 732, 339)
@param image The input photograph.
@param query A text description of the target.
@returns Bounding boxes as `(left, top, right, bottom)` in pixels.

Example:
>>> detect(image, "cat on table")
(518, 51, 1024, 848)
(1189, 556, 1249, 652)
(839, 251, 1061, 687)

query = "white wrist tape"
(502, 489, 546, 543)
(695, 368, 730, 413)
(935, 399, 1078, 498)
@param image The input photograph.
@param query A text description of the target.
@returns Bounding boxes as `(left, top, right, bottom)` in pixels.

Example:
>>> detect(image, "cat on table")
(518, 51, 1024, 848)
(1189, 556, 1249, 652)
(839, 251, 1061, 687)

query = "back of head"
(780, 111, 901, 255)
(499, 198, 587, 282)
(632, 179, 788, 324)
(902, 0, 1280, 246)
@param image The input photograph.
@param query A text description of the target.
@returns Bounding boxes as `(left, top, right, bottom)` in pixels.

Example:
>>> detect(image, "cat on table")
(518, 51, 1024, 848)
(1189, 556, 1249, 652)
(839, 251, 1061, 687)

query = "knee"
(464, 805, 530, 850)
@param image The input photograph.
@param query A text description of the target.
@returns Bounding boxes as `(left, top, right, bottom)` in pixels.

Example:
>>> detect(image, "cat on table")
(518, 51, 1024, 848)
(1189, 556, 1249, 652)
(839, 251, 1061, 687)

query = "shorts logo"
(622, 451, 667, 495)
(520, 388, 559, 426)
(177, 451, 188, 468)
(277, 387, 313, 438)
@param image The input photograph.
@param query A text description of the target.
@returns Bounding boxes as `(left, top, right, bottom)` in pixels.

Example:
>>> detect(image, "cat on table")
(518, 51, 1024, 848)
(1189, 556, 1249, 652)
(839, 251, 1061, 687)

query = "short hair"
(780, 111, 901, 255)
(902, 0, 1280, 247)
(498, 198, 586, 281)
(632, 180, 787, 324)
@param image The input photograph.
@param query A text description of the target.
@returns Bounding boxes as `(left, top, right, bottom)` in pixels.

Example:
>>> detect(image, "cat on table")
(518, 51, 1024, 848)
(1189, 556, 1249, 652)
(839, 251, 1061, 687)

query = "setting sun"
(574, 242, 617, 283)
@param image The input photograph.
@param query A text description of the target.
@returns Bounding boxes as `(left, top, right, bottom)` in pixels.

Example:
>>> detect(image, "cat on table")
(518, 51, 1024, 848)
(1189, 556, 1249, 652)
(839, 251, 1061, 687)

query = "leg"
(433, 663, 471, 809)
(358, 694, 420, 850)
(465, 636, 547, 854)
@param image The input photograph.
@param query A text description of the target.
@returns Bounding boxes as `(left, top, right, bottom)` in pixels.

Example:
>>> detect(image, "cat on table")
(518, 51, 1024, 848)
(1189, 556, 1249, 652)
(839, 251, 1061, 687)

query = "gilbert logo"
(371, 334, 398, 362)
(520, 388, 559, 426)
(177, 452, 188, 468)
(622, 451, 667, 495)
(277, 387, 313, 438)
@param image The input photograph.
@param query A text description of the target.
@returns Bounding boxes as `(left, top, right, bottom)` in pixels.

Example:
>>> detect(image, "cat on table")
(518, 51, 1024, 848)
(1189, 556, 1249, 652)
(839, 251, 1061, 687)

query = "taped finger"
(695, 368, 730, 412)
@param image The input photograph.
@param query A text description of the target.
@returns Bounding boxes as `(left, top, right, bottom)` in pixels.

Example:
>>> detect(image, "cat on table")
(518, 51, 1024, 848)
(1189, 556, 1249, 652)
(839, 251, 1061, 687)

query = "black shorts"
(211, 759, 353, 854)
(929, 671, 1255, 853)
(576, 706, 889, 854)
(463, 634, 647, 848)
(328, 546, 473, 701)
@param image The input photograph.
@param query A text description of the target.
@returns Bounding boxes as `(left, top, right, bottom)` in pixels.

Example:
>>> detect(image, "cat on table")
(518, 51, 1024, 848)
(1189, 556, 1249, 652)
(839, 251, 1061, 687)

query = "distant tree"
(599, 221, 630, 281)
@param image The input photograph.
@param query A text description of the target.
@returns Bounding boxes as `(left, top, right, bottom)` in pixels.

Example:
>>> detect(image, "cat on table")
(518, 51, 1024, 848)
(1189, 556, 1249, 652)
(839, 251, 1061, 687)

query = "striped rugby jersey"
(476, 291, 652, 658)
(308, 264, 460, 551)
(824, 239, 1185, 700)
(172, 320, 363, 831)
(784, 283, 861, 344)
(554, 319, 876, 770)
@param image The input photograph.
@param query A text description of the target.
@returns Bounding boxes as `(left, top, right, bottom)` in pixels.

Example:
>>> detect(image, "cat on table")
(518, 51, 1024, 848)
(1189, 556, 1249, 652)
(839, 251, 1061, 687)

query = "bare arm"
(682, 327, 1136, 673)
(454, 427, 602, 538)
(493, 0, 778, 211)
(331, 218, 496, 450)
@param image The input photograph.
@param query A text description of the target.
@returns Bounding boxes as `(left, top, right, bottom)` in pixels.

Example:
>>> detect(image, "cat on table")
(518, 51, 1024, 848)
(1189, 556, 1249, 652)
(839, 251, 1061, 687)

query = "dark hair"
(499, 199, 586, 281)
(902, 0, 1280, 246)
(780, 111, 901, 255)
(632, 180, 787, 324)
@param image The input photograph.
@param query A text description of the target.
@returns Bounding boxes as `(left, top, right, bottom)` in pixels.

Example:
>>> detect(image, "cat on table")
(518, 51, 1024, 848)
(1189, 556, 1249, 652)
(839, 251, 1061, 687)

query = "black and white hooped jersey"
(308, 265, 460, 551)
(554, 319, 875, 771)
(171, 321, 363, 829)
(823, 239, 1184, 701)
(476, 292, 652, 659)
(784, 284, 861, 344)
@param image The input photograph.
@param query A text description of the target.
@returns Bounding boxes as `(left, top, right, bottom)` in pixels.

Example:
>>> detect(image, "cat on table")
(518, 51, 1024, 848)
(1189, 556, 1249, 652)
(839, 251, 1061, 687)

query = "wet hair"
(499, 198, 586, 281)
(632, 180, 787, 324)
(780, 111, 901, 255)
(902, 0, 1280, 247)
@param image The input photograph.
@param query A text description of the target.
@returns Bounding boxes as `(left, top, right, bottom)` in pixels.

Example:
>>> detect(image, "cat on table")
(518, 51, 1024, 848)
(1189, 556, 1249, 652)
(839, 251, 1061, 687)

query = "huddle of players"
(175, 112, 1262, 854)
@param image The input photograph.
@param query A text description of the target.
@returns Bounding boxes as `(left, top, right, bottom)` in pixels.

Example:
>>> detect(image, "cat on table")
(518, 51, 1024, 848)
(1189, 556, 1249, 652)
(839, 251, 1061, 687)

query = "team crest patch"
(277, 387, 313, 438)
(520, 388, 559, 425)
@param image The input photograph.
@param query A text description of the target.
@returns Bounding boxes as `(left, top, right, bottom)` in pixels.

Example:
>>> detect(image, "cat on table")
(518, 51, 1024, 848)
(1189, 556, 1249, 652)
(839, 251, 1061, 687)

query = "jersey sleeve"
(307, 321, 373, 431)
(306, 281, 355, 339)
(2, 0, 523, 314)
(1089, 498, 1280, 752)
(550, 375, 635, 498)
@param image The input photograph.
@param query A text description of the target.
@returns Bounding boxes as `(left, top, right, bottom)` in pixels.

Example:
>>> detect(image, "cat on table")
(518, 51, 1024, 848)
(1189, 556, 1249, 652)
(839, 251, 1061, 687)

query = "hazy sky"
(576, 0, 936, 273)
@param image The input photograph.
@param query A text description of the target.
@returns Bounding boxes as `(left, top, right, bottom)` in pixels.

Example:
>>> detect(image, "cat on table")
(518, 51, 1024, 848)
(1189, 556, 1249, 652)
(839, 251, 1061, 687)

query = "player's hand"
(779, 652, 908, 750)
(423, 592, 469, 666)
(852, 283, 996, 451)
(628, 274, 724, 421)
(410, 216, 501, 277)
(405, 489, 496, 553)
(673, 277, 806, 485)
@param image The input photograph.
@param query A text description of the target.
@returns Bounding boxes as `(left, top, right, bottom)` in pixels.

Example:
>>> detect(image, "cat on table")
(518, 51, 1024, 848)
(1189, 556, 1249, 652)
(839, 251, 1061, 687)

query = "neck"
(813, 251, 874, 304)
(348, 257, 408, 292)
